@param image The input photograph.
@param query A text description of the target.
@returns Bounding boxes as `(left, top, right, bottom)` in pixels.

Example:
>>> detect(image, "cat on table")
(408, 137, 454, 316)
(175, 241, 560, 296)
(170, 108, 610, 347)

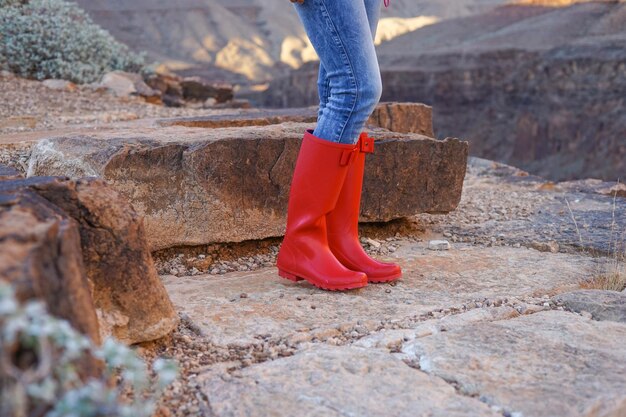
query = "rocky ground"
(0, 72, 227, 135)
(148, 158, 625, 417)
(1, 74, 624, 417)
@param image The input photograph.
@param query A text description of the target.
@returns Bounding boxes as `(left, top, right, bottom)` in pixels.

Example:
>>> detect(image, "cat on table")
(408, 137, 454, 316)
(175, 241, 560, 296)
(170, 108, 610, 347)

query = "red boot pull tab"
(359, 133, 375, 154)
(384, 0, 389, 7)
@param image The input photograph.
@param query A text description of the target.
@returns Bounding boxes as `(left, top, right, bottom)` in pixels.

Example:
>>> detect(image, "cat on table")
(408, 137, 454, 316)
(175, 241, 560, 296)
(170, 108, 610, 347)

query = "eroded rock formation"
(0, 174, 178, 344)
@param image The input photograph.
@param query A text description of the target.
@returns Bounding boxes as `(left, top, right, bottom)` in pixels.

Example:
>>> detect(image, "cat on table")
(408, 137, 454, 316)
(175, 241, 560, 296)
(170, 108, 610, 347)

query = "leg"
(294, 0, 382, 144)
(317, 0, 383, 121)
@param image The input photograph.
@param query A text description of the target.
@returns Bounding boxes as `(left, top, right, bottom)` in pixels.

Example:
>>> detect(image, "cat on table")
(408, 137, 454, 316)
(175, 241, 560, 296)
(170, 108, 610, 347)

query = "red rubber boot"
(276, 130, 368, 291)
(327, 132, 402, 283)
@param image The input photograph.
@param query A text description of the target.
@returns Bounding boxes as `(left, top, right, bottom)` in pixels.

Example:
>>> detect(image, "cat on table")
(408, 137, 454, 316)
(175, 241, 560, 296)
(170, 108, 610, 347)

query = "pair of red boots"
(276, 130, 402, 291)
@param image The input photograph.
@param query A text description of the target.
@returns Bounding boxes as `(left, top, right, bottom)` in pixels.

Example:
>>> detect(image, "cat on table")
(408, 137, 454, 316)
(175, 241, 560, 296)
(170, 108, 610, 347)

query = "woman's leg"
(317, 0, 382, 122)
(294, 0, 383, 144)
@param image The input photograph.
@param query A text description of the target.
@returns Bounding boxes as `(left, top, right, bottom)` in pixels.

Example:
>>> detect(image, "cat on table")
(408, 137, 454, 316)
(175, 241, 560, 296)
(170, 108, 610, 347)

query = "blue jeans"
(294, 0, 383, 144)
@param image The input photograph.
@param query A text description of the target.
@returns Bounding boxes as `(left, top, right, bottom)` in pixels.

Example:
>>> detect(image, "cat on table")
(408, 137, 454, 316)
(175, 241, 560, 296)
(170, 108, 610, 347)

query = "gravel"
(0, 72, 231, 134)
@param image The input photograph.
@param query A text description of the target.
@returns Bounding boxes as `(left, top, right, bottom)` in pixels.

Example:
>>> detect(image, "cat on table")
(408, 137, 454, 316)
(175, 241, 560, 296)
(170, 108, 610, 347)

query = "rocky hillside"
(263, 1, 626, 181)
(73, 0, 516, 83)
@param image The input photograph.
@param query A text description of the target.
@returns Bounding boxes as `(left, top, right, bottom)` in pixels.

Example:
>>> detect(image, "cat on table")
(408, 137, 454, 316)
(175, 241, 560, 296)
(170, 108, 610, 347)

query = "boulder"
(26, 122, 468, 250)
(402, 311, 626, 417)
(0, 175, 178, 344)
(0, 189, 100, 344)
(553, 290, 626, 323)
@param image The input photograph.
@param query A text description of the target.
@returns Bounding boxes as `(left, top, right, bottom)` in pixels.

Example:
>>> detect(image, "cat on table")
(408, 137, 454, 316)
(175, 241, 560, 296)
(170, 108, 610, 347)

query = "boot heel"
(278, 269, 303, 282)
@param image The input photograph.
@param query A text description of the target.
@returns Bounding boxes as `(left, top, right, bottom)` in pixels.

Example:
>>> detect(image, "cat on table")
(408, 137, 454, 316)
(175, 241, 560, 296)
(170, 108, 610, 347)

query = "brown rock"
(368, 102, 435, 137)
(0, 176, 178, 344)
(27, 123, 467, 250)
(180, 76, 233, 103)
(99, 71, 162, 104)
(0, 189, 100, 344)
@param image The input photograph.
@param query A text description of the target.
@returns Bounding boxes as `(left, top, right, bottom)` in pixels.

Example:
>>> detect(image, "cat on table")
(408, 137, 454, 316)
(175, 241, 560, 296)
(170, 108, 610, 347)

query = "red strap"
(359, 133, 375, 154)
(384, 0, 390, 7)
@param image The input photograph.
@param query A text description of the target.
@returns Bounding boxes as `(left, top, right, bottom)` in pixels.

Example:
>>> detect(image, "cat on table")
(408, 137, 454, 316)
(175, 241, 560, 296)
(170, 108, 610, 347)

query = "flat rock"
(163, 243, 593, 346)
(553, 290, 626, 323)
(401, 311, 626, 417)
(160, 102, 434, 137)
(27, 122, 467, 250)
(200, 345, 500, 417)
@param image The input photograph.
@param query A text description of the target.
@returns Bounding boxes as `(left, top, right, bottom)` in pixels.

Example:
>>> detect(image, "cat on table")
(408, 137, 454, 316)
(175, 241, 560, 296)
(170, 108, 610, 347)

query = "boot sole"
(277, 268, 367, 291)
(368, 271, 403, 284)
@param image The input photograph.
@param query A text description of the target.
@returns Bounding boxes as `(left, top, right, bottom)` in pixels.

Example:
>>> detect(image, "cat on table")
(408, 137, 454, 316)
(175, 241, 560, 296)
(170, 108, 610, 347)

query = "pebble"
(428, 240, 451, 251)
(363, 237, 381, 248)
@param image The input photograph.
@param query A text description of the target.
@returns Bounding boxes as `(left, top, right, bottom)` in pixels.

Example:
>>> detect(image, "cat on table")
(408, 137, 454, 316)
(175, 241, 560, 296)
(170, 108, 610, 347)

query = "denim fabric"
(294, 0, 383, 144)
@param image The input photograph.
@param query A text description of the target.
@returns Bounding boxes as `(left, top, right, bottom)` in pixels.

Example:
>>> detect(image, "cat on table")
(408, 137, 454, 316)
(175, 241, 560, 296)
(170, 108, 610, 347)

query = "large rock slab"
(0, 176, 178, 344)
(401, 311, 626, 417)
(163, 243, 593, 346)
(27, 122, 467, 250)
(200, 345, 500, 417)
(553, 290, 626, 323)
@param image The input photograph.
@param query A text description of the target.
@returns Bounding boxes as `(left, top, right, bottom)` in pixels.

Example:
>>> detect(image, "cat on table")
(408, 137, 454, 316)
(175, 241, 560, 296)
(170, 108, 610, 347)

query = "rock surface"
(153, 154, 626, 417)
(402, 311, 626, 417)
(0, 175, 178, 344)
(417, 157, 626, 256)
(163, 243, 592, 346)
(201, 345, 500, 417)
(553, 290, 626, 323)
(26, 122, 467, 250)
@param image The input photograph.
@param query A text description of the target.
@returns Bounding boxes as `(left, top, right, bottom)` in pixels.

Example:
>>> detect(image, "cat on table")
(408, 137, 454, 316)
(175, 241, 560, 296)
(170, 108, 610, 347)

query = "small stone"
(240, 293, 248, 299)
(364, 238, 381, 248)
(42, 79, 77, 91)
(428, 240, 451, 251)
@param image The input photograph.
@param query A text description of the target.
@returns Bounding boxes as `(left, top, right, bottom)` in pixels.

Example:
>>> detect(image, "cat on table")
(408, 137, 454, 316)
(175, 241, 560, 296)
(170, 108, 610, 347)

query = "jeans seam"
(318, 0, 360, 143)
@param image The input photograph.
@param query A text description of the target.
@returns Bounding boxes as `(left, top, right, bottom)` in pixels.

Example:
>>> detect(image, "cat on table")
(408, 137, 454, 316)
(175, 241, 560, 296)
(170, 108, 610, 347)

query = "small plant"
(0, 282, 177, 417)
(567, 187, 626, 292)
(0, 0, 146, 83)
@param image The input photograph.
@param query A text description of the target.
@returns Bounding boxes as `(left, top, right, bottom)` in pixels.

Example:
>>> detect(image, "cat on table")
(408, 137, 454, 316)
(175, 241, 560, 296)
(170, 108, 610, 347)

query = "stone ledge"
(27, 122, 467, 250)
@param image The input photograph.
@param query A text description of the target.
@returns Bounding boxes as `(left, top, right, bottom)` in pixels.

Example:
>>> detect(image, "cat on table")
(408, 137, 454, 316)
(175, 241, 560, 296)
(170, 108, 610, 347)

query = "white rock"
(364, 237, 381, 248)
(428, 240, 451, 251)
(42, 79, 76, 91)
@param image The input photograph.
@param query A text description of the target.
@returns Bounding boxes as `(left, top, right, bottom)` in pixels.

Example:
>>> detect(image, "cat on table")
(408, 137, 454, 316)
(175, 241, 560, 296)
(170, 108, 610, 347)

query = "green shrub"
(0, 0, 146, 83)
(0, 282, 177, 417)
